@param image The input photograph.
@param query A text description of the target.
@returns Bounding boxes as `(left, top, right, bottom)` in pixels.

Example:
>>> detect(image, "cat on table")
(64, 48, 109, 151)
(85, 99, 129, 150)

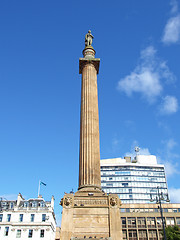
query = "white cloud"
(117, 46, 175, 103)
(169, 188, 180, 202)
(164, 161, 179, 177)
(157, 138, 179, 177)
(162, 14, 180, 44)
(166, 138, 177, 151)
(160, 95, 178, 115)
(170, 0, 178, 14)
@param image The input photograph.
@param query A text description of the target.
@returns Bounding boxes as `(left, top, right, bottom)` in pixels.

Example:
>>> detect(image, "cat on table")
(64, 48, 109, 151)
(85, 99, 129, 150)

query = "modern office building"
(101, 155, 168, 204)
(120, 203, 180, 240)
(0, 193, 56, 240)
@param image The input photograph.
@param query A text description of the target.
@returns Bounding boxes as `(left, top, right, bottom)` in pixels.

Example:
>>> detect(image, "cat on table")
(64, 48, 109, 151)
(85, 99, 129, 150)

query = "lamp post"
(150, 186, 170, 240)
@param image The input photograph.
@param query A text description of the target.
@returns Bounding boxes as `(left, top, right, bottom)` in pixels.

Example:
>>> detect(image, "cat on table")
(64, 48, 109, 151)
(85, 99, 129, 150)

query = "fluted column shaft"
(79, 61, 101, 189)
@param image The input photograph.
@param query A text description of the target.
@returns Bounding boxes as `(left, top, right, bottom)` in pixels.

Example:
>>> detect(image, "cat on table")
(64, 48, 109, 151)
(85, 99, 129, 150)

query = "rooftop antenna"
(135, 146, 140, 156)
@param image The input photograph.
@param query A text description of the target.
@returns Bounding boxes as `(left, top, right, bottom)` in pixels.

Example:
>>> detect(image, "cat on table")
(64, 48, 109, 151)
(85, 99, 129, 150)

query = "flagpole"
(38, 180, 41, 197)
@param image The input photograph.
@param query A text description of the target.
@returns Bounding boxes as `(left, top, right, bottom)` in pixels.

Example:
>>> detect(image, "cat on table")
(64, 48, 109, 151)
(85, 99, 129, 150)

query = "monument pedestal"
(60, 190, 122, 240)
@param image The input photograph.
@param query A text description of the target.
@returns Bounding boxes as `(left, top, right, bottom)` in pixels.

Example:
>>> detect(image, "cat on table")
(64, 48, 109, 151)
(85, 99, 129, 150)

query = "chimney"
(17, 193, 24, 206)
(51, 195, 55, 209)
(124, 156, 131, 163)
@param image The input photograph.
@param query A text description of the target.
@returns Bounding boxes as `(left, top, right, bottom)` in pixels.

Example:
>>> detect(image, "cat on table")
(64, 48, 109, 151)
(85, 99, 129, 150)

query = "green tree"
(162, 225, 180, 240)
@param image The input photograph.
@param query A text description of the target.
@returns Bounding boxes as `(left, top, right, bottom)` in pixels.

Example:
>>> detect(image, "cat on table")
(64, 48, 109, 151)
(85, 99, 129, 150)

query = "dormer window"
(10, 202, 14, 209)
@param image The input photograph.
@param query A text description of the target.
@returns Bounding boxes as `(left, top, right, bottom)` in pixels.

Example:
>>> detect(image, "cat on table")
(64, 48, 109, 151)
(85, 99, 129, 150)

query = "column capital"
(79, 58, 100, 74)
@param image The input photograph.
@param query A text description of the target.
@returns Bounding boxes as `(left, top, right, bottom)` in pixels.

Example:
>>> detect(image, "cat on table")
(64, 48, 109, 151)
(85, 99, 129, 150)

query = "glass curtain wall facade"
(100, 155, 168, 204)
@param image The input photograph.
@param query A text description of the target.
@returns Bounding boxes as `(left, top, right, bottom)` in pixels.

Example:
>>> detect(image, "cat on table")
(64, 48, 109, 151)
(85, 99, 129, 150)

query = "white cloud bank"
(118, 46, 162, 103)
(162, 0, 180, 44)
(169, 188, 180, 202)
(162, 15, 180, 44)
(158, 138, 179, 177)
(160, 95, 178, 115)
(118, 46, 178, 115)
(170, 0, 178, 14)
(117, 46, 176, 106)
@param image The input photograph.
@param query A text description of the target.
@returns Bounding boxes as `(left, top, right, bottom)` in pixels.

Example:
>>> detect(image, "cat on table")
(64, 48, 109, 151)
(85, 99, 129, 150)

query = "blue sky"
(0, 0, 180, 225)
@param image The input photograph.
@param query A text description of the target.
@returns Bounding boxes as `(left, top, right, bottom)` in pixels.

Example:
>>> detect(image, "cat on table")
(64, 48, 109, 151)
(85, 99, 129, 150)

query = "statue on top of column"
(85, 30, 94, 47)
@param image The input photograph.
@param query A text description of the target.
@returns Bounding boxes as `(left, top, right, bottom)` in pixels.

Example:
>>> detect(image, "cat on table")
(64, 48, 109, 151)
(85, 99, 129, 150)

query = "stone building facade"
(0, 193, 56, 240)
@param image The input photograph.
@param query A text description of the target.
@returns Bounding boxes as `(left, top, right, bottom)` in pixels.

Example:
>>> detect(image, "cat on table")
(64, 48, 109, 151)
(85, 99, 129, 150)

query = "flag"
(40, 181, 47, 186)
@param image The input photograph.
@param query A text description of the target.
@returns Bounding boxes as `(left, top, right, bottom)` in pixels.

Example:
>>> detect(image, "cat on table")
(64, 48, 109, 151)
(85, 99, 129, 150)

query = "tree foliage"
(163, 225, 180, 240)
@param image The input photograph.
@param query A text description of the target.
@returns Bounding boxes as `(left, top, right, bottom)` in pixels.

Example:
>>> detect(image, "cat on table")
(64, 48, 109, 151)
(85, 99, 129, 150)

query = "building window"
(7, 214, 11, 222)
(4, 227, 9, 236)
(28, 229, 33, 238)
(19, 214, 23, 222)
(42, 214, 46, 222)
(32, 202, 37, 208)
(122, 183, 128, 187)
(16, 229, 21, 238)
(137, 217, 146, 228)
(128, 230, 137, 239)
(147, 217, 156, 228)
(0, 214, 3, 222)
(122, 230, 127, 239)
(139, 230, 147, 239)
(106, 183, 113, 187)
(148, 230, 157, 239)
(128, 217, 136, 228)
(10, 202, 14, 209)
(24, 202, 28, 207)
(40, 229, 45, 238)
(166, 217, 175, 226)
(129, 189, 132, 193)
(157, 217, 166, 229)
(120, 208, 125, 212)
(30, 214, 35, 222)
(176, 218, 180, 225)
(121, 217, 126, 228)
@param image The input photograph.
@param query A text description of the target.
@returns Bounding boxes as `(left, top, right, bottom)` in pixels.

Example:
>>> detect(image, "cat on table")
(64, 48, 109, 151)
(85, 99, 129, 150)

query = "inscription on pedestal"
(74, 199, 108, 207)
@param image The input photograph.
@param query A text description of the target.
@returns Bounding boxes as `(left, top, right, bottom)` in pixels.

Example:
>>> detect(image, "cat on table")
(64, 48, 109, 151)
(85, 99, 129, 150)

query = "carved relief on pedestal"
(110, 197, 117, 206)
(109, 194, 121, 207)
(60, 194, 74, 208)
(64, 197, 72, 206)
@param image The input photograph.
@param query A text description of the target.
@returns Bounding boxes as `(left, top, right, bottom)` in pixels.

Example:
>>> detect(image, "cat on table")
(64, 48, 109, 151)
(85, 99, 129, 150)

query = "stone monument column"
(79, 30, 101, 190)
(60, 31, 122, 240)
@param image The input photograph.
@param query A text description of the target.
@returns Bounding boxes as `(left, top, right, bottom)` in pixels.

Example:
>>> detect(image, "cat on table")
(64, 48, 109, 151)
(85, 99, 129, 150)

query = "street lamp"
(150, 186, 170, 240)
